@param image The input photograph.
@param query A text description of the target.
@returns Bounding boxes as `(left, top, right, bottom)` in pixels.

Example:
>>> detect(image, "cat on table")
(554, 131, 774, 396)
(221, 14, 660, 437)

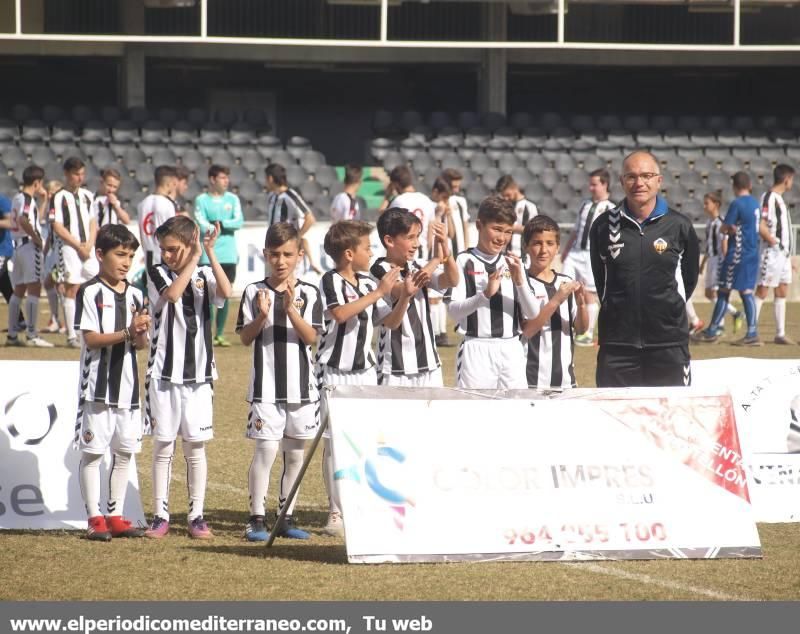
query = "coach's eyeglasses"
(622, 172, 661, 185)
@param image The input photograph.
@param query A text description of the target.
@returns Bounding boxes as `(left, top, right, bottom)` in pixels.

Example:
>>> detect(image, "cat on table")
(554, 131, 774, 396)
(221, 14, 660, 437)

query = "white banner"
(0, 361, 145, 530)
(692, 358, 800, 522)
(328, 386, 761, 563)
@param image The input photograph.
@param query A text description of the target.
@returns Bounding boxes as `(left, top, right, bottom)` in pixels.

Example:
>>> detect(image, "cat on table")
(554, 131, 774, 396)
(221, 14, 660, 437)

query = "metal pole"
(15, 0, 21, 35)
(558, 0, 565, 44)
(380, 0, 388, 42)
(201, 0, 208, 38)
(733, 0, 741, 47)
(264, 413, 328, 550)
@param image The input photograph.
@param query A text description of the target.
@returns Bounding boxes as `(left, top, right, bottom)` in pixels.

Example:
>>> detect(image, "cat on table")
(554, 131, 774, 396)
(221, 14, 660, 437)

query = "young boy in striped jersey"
(316, 220, 423, 536)
(521, 216, 588, 390)
(237, 222, 324, 542)
(91, 168, 131, 227)
(75, 224, 151, 541)
(145, 216, 232, 539)
(371, 208, 459, 387)
(6, 165, 53, 347)
(448, 195, 540, 389)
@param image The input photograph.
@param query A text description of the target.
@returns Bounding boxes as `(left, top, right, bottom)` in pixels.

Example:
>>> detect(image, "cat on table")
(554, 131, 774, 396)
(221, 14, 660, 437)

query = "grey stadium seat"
(412, 153, 436, 175)
(299, 180, 323, 205)
(457, 139, 482, 162)
(678, 171, 703, 192)
(481, 167, 502, 188)
(464, 127, 491, 145)
(31, 146, 56, 165)
(469, 153, 493, 172)
(90, 147, 116, 170)
(486, 139, 511, 163)
(382, 152, 405, 173)
(493, 127, 518, 144)
(510, 167, 534, 188)
(315, 165, 338, 190)
(466, 181, 491, 206)
(567, 169, 588, 191)
(581, 155, 606, 173)
(286, 165, 308, 185)
(238, 180, 263, 204)
(497, 154, 523, 172)
(441, 153, 466, 171)
(241, 149, 263, 174)
(400, 138, 423, 161)
(749, 156, 773, 181)
(539, 168, 560, 190)
(370, 138, 395, 162)
(407, 126, 431, 143)
(620, 114, 646, 132)
(229, 164, 249, 184)
(180, 149, 206, 173)
(438, 127, 464, 147)
(210, 150, 235, 167)
(513, 139, 537, 162)
(526, 154, 548, 172)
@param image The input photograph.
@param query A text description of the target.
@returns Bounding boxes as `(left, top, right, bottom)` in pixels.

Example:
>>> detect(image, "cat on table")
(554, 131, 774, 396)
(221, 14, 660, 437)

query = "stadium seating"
(369, 110, 800, 222)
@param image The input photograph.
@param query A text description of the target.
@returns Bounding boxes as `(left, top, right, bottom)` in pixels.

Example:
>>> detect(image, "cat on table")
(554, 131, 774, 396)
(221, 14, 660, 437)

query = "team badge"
(254, 419, 264, 432)
(653, 238, 668, 255)
(502, 268, 512, 279)
(293, 296, 305, 310)
(83, 430, 94, 443)
(195, 278, 205, 290)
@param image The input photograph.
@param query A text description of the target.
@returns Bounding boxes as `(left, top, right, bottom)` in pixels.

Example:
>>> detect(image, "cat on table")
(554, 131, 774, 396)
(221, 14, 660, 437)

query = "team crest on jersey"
(293, 296, 305, 310)
(83, 430, 94, 443)
(254, 419, 264, 432)
(502, 268, 512, 279)
(195, 278, 205, 290)
(653, 238, 668, 254)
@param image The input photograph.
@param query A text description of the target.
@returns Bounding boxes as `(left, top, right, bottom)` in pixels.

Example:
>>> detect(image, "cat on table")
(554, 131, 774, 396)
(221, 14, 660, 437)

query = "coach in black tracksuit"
(590, 151, 699, 387)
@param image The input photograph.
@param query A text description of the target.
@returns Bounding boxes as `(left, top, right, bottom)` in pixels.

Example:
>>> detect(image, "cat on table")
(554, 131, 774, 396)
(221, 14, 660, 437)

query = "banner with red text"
(328, 386, 760, 563)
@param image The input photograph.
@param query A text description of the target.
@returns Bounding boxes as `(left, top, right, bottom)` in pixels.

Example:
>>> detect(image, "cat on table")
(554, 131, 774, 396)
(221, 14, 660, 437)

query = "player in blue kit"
(694, 172, 761, 346)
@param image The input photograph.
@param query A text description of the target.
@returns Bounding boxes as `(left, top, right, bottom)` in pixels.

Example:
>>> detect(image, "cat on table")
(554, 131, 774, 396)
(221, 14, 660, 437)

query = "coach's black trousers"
(596, 344, 691, 388)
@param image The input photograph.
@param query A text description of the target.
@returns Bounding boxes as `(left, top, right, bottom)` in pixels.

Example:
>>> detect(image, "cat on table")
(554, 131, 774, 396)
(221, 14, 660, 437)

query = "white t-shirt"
(390, 191, 437, 259)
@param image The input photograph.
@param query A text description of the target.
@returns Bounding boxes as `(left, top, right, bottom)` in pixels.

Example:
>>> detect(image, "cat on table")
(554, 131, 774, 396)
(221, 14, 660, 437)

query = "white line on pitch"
(566, 562, 752, 601)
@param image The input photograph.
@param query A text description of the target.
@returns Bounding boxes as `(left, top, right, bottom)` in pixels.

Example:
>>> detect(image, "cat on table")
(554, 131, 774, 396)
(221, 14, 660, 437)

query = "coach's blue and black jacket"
(589, 196, 699, 349)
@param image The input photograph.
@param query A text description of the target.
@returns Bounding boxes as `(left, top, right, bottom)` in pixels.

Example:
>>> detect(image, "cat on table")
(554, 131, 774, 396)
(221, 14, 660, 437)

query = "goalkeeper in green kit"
(194, 164, 244, 346)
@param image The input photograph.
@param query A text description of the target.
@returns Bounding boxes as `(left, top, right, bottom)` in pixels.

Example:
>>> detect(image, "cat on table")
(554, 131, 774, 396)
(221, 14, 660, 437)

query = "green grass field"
(1, 301, 800, 601)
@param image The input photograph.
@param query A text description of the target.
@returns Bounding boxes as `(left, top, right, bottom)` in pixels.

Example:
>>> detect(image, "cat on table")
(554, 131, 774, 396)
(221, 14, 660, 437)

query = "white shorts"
(380, 367, 443, 388)
(705, 255, 720, 291)
(247, 401, 318, 441)
(317, 365, 378, 438)
(146, 380, 214, 442)
(561, 251, 596, 293)
(61, 246, 99, 285)
(457, 337, 527, 390)
(758, 247, 792, 288)
(10, 243, 43, 286)
(79, 402, 142, 455)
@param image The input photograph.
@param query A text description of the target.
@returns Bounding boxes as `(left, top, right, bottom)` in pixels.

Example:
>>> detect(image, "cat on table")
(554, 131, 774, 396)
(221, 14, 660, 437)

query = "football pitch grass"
(1, 301, 800, 601)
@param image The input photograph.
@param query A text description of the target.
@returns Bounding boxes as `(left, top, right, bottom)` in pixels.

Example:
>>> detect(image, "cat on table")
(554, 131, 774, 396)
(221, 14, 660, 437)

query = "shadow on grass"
(201, 508, 329, 535)
(186, 542, 348, 565)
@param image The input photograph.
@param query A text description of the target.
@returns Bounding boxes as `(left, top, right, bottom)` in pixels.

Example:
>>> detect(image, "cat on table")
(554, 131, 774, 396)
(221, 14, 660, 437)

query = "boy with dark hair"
(138, 165, 179, 270)
(316, 220, 420, 536)
(194, 164, 244, 347)
(7, 164, 53, 347)
(388, 165, 437, 259)
(145, 215, 232, 539)
(74, 223, 151, 541)
(521, 216, 588, 390)
(330, 165, 363, 222)
(695, 172, 761, 346)
(174, 166, 191, 215)
(50, 157, 98, 348)
(560, 168, 613, 346)
(371, 208, 459, 386)
(448, 195, 540, 389)
(237, 222, 323, 542)
(755, 163, 795, 344)
(92, 168, 131, 227)
(496, 175, 538, 257)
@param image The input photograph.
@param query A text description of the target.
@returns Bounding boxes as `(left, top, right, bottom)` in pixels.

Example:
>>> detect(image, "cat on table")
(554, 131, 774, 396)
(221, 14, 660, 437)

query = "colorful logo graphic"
(335, 432, 415, 530)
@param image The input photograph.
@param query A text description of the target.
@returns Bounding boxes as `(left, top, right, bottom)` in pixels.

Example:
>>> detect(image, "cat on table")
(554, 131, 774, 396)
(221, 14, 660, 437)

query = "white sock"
(107, 451, 131, 517)
(79, 452, 103, 518)
(248, 439, 279, 517)
(8, 294, 21, 336)
(775, 297, 786, 337)
(323, 438, 341, 515)
(586, 302, 599, 337)
(279, 437, 306, 516)
(754, 296, 764, 322)
(726, 303, 739, 316)
(63, 296, 76, 340)
(25, 296, 39, 338)
(152, 439, 175, 521)
(685, 299, 698, 325)
(183, 440, 208, 521)
(46, 286, 60, 324)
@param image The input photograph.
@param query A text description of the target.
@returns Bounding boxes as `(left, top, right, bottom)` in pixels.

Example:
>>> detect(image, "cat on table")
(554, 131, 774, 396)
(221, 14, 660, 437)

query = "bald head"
(622, 150, 660, 174)
(620, 150, 663, 219)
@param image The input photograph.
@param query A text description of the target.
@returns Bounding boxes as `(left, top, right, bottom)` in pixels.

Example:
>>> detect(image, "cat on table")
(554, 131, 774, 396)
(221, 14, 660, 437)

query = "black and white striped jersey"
(50, 187, 94, 249)
(523, 271, 577, 390)
(75, 278, 144, 409)
(316, 270, 390, 372)
(448, 249, 527, 339)
(10, 193, 42, 242)
(137, 194, 178, 268)
(91, 194, 121, 227)
(509, 198, 538, 256)
(330, 192, 360, 222)
(266, 188, 312, 229)
(236, 279, 323, 404)
(146, 264, 224, 385)
(449, 194, 470, 254)
(390, 191, 437, 259)
(760, 191, 793, 253)
(370, 257, 442, 376)
(704, 216, 724, 258)
(570, 199, 614, 253)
